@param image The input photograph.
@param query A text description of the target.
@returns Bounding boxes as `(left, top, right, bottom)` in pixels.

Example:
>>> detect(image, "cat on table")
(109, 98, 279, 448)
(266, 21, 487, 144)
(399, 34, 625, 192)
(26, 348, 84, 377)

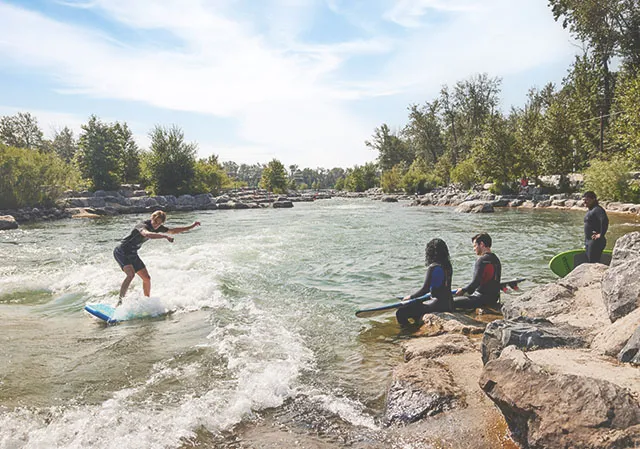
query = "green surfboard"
(549, 249, 613, 278)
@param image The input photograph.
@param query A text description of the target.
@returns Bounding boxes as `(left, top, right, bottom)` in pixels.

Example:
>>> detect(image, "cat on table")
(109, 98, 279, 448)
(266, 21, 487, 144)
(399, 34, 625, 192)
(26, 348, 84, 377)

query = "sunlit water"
(1, 199, 638, 448)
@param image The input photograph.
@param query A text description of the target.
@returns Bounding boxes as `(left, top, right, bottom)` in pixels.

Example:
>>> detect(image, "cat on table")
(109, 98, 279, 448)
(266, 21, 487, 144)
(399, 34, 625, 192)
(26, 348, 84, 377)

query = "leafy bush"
(450, 158, 479, 189)
(401, 158, 432, 194)
(584, 158, 634, 202)
(190, 156, 231, 195)
(0, 144, 81, 209)
(381, 165, 404, 193)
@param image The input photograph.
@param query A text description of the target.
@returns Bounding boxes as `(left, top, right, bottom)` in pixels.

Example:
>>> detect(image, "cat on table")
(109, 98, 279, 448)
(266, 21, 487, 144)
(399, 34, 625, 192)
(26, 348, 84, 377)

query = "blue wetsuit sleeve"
(410, 265, 434, 299)
(429, 266, 445, 293)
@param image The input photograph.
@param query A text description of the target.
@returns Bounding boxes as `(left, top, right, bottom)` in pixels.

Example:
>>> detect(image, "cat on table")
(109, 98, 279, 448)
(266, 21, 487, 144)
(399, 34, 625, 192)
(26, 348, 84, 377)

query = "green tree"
(540, 91, 579, 189)
(76, 115, 124, 191)
(237, 163, 263, 187)
(113, 122, 140, 184)
(51, 127, 77, 163)
(192, 155, 230, 194)
(145, 125, 197, 195)
(471, 114, 517, 189)
(510, 84, 554, 181)
(0, 112, 44, 150)
(366, 124, 412, 171)
(259, 159, 288, 193)
(404, 102, 444, 165)
(610, 69, 640, 167)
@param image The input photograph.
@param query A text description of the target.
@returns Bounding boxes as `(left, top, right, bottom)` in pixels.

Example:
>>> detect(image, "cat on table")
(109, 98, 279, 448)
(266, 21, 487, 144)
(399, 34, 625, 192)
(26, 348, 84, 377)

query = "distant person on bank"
(113, 210, 201, 305)
(582, 191, 609, 263)
(454, 233, 502, 309)
(397, 238, 454, 326)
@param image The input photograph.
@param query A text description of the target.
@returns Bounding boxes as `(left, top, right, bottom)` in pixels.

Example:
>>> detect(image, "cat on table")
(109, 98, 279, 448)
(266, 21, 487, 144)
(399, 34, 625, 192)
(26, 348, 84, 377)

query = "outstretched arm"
(140, 229, 174, 242)
(167, 221, 201, 235)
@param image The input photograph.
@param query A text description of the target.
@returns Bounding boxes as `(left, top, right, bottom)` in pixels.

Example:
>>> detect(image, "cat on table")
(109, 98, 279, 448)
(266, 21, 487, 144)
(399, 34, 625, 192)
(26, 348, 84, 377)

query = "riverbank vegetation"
(1, 1, 638, 209)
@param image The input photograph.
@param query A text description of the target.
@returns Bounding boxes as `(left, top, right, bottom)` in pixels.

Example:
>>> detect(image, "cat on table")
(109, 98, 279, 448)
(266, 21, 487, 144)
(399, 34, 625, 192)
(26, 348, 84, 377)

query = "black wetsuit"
(113, 220, 168, 272)
(584, 204, 609, 263)
(454, 252, 501, 309)
(396, 262, 453, 325)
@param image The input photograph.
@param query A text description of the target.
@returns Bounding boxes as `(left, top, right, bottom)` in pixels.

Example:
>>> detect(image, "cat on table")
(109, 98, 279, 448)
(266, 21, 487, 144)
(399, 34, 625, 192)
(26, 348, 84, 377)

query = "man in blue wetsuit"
(582, 191, 609, 263)
(454, 233, 502, 310)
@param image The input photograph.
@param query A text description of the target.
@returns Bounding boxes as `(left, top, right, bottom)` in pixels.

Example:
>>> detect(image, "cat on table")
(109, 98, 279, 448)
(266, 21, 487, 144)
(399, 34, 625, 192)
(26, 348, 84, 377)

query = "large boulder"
(481, 317, 587, 364)
(501, 263, 609, 334)
(592, 308, 640, 358)
(619, 326, 640, 364)
(401, 334, 478, 361)
(602, 232, 640, 322)
(384, 357, 460, 426)
(480, 346, 640, 449)
(0, 215, 18, 230)
(455, 201, 494, 213)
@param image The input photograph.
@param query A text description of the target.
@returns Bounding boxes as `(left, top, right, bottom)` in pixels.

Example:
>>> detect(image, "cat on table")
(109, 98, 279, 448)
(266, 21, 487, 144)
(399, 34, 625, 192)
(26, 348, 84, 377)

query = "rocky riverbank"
(0, 187, 335, 229)
(384, 231, 640, 448)
(3, 185, 640, 230)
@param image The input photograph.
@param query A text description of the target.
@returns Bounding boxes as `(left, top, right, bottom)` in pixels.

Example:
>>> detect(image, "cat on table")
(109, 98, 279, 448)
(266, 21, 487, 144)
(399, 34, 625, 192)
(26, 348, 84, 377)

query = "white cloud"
(384, 0, 478, 28)
(0, 0, 577, 167)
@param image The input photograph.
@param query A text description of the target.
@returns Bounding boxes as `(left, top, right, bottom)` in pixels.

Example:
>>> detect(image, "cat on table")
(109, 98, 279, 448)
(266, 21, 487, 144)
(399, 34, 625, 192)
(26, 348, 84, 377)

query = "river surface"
(1, 199, 638, 449)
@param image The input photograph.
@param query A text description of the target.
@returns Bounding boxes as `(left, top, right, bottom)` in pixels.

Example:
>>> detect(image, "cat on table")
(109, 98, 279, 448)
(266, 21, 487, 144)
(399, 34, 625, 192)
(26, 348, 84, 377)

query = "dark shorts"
(113, 246, 145, 273)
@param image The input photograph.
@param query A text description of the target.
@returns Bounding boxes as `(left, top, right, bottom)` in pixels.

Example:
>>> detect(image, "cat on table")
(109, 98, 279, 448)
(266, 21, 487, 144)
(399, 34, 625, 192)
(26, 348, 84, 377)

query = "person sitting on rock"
(454, 233, 502, 309)
(113, 210, 201, 305)
(397, 238, 454, 326)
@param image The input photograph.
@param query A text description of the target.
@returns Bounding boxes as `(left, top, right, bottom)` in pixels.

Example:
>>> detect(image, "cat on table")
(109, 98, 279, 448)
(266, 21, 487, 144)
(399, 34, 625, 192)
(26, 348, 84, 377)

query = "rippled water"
(1, 199, 638, 448)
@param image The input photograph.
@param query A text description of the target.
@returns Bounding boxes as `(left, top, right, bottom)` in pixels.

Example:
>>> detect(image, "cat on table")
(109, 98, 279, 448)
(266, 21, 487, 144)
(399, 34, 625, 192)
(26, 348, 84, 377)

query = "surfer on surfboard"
(114, 210, 200, 305)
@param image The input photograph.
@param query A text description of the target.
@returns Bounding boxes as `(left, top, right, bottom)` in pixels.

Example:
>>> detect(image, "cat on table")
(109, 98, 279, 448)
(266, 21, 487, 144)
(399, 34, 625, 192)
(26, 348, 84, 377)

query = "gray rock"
(602, 258, 640, 322)
(177, 194, 195, 206)
(402, 334, 477, 361)
(501, 282, 575, 320)
(480, 346, 640, 449)
(384, 358, 460, 426)
(610, 232, 640, 269)
(273, 201, 293, 208)
(592, 308, 640, 357)
(381, 195, 399, 202)
(619, 326, 640, 364)
(481, 317, 587, 364)
(0, 215, 18, 230)
(455, 201, 494, 213)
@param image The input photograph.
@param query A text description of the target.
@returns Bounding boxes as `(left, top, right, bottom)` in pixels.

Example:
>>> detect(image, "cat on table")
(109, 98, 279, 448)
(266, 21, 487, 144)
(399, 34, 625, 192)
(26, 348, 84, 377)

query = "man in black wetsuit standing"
(582, 191, 609, 263)
(454, 233, 502, 309)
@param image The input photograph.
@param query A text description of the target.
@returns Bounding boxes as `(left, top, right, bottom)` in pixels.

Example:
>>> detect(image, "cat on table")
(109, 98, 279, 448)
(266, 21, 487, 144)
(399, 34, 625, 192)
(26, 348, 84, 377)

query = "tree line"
(1, 1, 639, 209)
(0, 112, 354, 209)
(367, 0, 640, 201)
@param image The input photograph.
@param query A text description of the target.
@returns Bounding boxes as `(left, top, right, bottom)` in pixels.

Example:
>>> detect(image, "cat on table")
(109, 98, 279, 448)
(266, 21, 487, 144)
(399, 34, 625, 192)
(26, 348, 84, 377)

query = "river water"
(1, 199, 638, 448)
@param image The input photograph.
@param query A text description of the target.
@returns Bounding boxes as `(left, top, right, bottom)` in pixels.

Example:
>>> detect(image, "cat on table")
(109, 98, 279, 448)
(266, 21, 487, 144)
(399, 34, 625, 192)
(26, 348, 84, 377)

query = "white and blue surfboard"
(85, 298, 169, 324)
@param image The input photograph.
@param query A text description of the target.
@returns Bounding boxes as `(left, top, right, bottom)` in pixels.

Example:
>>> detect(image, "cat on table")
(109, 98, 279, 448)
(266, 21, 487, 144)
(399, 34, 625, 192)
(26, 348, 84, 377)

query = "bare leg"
(119, 265, 136, 305)
(137, 268, 151, 297)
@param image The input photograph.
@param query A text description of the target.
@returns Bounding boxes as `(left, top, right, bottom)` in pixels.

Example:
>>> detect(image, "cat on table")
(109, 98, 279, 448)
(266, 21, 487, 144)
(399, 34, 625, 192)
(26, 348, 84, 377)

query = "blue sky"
(0, 0, 578, 168)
